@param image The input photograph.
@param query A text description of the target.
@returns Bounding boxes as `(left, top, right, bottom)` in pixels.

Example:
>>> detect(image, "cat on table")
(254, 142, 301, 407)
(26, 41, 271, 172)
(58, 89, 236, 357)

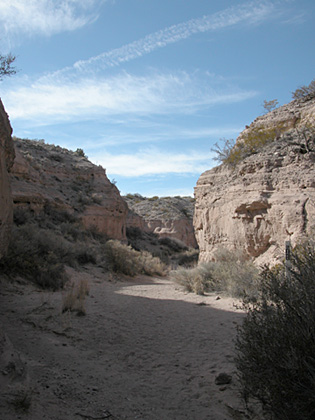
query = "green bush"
(104, 240, 166, 277)
(235, 240, 315, 420)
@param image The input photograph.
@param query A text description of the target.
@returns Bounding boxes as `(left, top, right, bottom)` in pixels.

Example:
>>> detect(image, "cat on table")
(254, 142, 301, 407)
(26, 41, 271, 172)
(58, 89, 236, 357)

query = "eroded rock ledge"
(10, 138, 128, 241)
(194, 97, 315, 265)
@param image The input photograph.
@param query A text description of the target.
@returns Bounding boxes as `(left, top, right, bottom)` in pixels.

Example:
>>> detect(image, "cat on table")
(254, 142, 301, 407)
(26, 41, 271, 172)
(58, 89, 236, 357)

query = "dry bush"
(235, 239, 315, 420)
(0, 225, 70, 290)
(62, 279, 89, 316)
(171, 248, 259, 298)
(104, 240, 166, 277)
(292, 78, 315, 100)
(212, 124, 285, 167)
(170, 263, 214, 295)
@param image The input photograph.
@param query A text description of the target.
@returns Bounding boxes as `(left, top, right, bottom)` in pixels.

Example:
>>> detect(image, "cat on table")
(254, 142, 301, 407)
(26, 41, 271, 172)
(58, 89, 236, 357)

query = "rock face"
(10, 139, 128, 241)
(0, 99, 15, 258)
(124, 195, 198, 248)
(194, 97, 315, 265)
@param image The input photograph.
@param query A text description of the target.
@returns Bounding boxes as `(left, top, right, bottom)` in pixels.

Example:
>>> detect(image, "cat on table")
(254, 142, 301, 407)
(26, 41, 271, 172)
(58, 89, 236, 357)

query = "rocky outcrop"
(194, 97, 315, 265)
(124, 195, 198, 248)
(0, 99, 15, 258)
(10, 139, 128, 241)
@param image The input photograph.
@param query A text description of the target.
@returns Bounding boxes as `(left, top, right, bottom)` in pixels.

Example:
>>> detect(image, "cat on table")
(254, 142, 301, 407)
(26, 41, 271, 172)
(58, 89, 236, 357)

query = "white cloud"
(89, 147, 214, 177)
(73, 0, 276, 73)
(0, 0, 102, 41)
(3, 71, 257, 123)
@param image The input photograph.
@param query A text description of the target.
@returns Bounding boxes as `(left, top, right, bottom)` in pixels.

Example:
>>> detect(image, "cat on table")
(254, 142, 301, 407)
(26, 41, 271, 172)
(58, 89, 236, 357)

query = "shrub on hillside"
(104, 240, 166, 277)
(212, 124, 285, 167)
(292, 78, 315, 100)
(235, 239, 315, 420)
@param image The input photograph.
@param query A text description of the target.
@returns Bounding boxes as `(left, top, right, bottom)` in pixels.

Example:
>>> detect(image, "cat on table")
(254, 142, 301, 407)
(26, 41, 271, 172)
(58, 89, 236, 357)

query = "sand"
(0, 267, 250, 420)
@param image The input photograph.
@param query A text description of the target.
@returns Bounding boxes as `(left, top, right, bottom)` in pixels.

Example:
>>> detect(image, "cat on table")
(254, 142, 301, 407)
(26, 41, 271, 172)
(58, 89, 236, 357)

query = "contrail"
(73, 0, 275, 73)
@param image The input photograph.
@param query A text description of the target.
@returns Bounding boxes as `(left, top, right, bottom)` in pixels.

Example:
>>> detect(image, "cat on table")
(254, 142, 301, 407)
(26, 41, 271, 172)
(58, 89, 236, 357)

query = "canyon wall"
(125, 195, 197, 248)
(10, 139, 128, 241)
(194, 96, 315, 265)
(0, 99, 15, 258)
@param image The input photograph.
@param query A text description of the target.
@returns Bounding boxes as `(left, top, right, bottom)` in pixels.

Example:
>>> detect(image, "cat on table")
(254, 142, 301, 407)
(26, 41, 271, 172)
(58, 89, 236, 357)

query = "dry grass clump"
(171, 248, 259, 298)
(104, 240, 166, 277)
(235, 239, 315, 420)
(171, 263, 214, 295)
(62, 279, 90, 316)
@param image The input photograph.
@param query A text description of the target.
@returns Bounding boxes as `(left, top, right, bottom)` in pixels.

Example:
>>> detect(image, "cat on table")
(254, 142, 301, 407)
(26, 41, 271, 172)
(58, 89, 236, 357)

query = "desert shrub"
(62, 279, 89, 315)
(74, 245, 97, 265)
(13, 207, 32, 226)
(0, 225, 70, 290)
(158, 236, 188, 252)
(212, 124, 285, 167)
(235, 239, 315, 420)
(292, 78, 315, 100)
(211, 248, 260, 299)
(174, 248, 199, 267)
(171, 263, 214, 295)
(75, 148, 86, 157)
(263, 99, 278, 113)
(104, 240, 166, 277)
(171, 248, 259, 297)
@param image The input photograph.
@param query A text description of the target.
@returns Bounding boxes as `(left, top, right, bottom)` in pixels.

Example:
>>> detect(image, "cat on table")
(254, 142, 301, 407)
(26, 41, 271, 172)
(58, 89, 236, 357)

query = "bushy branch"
(292, 78, 315, 100)
(0, 53, 16, 80)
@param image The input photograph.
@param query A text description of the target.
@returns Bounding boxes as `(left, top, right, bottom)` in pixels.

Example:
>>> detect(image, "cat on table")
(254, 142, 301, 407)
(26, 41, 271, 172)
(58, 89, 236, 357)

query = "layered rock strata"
(194, 97, 315, 265)
(10, 139, 128, 241)
(125, 195, 198, 248)
(0, 99, 15, 258)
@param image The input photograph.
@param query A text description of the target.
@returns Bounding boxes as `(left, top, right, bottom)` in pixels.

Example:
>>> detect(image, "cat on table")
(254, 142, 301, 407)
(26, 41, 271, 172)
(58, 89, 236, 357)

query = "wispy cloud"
(0, 0, 103, 43)
(90, 147, 214, 177)
(73, 0, 276, 73)
(3, 71, 257, 122)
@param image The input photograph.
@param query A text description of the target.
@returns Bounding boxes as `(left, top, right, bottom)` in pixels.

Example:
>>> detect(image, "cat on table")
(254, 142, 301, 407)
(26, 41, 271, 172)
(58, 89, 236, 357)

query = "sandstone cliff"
(10, 139, 128, 241)
(124, 194, 197, 248)
(194, 96, 315, 265)
(0, 99, 15, 258)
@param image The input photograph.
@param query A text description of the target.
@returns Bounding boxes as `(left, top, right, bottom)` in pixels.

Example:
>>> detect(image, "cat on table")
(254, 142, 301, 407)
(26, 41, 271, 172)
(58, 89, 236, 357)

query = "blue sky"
(0, 0, 314, 197)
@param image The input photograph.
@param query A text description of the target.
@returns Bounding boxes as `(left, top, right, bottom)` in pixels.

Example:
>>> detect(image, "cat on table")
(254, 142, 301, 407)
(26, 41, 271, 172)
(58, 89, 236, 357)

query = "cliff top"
(124, 194, 195, 221)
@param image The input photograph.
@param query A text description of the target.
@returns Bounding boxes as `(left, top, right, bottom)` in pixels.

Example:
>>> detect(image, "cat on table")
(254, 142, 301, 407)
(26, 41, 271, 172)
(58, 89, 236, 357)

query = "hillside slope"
(10, 138, 128, 241)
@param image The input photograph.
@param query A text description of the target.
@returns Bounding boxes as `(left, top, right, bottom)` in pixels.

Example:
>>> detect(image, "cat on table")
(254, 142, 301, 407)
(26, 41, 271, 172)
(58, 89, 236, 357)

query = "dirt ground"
(0, 267, 250, 420)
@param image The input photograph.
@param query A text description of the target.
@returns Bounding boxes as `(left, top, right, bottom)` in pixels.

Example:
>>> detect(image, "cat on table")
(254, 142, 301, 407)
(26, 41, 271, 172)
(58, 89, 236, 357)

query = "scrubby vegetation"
(170, 248, 259, 298)
(235, 239, 315, 420)
(212, 123, 286, 167)
(0, 206, 101, 290)
(292, 77, 315, 100)
(104, 239, 166, 277)
(62, 279, 90, 316)
(0, 203, 173, 290)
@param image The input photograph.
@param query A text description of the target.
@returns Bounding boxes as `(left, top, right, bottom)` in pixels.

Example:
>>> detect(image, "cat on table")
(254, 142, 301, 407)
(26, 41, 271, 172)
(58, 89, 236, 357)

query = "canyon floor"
(0, 267, 254, 420)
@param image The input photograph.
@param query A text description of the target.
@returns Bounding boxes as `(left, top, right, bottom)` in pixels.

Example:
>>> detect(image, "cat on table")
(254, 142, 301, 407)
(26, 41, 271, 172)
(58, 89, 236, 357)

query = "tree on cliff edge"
(0, 52, 16, 80)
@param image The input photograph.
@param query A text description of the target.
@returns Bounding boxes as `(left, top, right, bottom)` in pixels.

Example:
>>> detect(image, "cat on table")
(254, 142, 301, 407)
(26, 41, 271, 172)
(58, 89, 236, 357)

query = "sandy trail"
(0, 268, 247, 420)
